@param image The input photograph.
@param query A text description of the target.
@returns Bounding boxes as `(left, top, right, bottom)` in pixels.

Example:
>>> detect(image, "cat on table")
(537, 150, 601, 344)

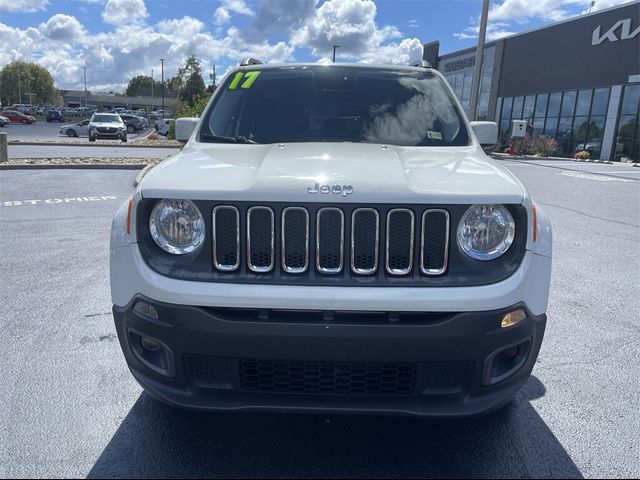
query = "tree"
(167, 55, 206, 107)
(125, 75, 162, 97)
(0, 60, 56, 106)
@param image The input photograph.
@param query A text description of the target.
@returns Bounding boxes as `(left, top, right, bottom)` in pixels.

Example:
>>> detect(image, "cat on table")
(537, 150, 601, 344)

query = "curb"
(8, 141, 180, 149)
(0, 163, 147, 170)
(493, 154, 619, 165)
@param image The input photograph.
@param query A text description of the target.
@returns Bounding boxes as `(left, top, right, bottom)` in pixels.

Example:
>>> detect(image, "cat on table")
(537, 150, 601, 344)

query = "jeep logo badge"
(308, 182, 354, 197)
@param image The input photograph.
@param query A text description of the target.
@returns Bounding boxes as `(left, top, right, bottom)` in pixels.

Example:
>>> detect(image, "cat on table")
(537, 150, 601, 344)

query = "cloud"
(291, 0, 401, 58)
(243, 0, 317, 41)
(0, 0, 48, 12)
(214, 0, 254, 25)
(39, 14, 86, 42)
(454, 0, 633, 41)
(102, 0, 149, 25)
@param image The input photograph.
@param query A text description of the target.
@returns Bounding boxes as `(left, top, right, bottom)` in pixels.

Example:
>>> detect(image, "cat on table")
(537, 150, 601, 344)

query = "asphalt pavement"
(8, 144, 180, 159)
(0, 160, 638, 478)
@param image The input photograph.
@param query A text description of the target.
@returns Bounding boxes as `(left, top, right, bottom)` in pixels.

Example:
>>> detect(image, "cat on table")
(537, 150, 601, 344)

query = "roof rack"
(240, 58, 263, 66)
(411, 60, 431, 68)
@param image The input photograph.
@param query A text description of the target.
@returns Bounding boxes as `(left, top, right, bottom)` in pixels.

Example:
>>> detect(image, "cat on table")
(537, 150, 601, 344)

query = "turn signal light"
(501, 308, 527, 328)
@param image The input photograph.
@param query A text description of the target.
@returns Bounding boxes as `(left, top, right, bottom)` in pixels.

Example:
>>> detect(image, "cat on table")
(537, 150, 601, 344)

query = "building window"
(498, 87, 611, 158)
(614, 85, 640, 162)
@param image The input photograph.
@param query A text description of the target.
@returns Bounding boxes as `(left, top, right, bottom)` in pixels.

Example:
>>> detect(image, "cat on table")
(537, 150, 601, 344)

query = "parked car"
(0, 115, 9, 127)
(156, 118, 173, 136)
(151, 109, 169, 119)
(109, 62, 553, 417)
(60, 119, 90, 137)
(119, 114, 145, 133)
(2, 110, 36, 124)
(88, 113, 127, 142)
(46, 109, 66, 123)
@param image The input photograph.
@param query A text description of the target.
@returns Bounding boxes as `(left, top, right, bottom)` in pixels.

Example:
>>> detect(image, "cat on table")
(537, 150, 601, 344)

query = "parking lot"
(0, 159, 638, 478)
(0, 120, 152, 142)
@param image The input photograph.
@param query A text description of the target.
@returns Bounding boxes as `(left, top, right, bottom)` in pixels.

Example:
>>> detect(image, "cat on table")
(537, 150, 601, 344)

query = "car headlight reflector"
(149, 199, 205, 254)
(457, 205, 515, 261)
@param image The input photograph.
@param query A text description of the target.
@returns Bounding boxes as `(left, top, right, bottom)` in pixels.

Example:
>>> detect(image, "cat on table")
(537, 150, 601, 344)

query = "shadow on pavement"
(88, 375, 582, 478)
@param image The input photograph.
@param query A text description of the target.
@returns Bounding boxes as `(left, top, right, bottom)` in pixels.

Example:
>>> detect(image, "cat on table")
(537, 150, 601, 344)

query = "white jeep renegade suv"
(110, 61, 552, 416)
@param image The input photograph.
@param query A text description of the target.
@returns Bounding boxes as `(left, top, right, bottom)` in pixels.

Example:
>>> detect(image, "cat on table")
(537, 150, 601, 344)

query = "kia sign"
(592, 18, 640, 45)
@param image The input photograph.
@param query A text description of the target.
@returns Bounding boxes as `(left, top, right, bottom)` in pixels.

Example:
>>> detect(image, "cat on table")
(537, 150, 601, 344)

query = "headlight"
(457, 205, 515, 260)
(149, 199, 205, 254)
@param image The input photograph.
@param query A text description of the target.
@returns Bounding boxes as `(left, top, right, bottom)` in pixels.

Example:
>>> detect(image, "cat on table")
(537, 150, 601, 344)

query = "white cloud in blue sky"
(0, 0, 634, 92)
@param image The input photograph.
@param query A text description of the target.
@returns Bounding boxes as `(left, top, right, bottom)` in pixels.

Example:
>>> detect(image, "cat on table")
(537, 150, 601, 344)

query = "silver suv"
(88, 113, 127, 142)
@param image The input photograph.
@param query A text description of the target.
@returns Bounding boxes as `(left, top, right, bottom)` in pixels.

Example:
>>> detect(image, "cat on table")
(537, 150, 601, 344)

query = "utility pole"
(468, 0, 490, 121)
(151, 68, 154, 111)
(160, 58, 165, 116)
(332, 45, 340, 63)
(209, 65, 216, 90)
(83, 66, 88, 108)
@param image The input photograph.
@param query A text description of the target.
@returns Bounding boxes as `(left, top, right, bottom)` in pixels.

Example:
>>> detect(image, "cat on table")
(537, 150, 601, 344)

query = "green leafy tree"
(0, 60, 56, 106)
(125, 75, 162, 96)
(166, 55, 206, 107)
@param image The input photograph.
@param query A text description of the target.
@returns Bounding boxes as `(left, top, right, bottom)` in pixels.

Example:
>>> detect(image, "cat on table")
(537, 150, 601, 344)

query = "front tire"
(121, 135, 128, 143)
(127, 125, 135, 133)
(67, 129, 77, 137)
(89, 136, 96, 142)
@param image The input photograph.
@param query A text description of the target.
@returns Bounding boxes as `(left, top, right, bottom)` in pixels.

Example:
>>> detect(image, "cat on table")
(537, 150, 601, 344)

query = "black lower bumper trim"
(113, 296, 546, 417)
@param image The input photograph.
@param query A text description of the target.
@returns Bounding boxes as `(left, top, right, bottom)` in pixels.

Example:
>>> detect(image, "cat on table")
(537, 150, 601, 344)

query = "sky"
(0, 0, 634, 93)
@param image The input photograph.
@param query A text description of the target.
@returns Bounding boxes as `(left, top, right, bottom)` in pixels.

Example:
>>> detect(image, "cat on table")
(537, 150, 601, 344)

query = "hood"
(141, 142, 526, 205)
(91, 121, 123, 128)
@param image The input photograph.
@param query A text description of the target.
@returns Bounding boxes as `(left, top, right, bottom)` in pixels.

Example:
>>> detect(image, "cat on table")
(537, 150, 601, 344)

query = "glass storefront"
(614, 85, 640, 162)
(442, 47, 495, 120)
(498, 87, 611, 159)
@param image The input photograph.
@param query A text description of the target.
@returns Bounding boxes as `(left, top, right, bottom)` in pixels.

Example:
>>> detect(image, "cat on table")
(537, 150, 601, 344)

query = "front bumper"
(113, 297, 546, 417)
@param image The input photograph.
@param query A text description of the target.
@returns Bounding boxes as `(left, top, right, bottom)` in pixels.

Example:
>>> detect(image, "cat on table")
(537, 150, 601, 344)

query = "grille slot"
(421, 210, 450, 275)
(351, 208, 379, 274)
(281, 207, 309, 273)
(240, 359, 417, 395)
(386, 209, 415, 275)
(212, 206, 240, 272)
(316, 208, 344, 274)
(247, 206, 274, 272)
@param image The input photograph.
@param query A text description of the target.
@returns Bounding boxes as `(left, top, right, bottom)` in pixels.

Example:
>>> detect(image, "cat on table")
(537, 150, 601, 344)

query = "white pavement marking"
(558, 172, 634, 183)
(1, 195, 119, 207)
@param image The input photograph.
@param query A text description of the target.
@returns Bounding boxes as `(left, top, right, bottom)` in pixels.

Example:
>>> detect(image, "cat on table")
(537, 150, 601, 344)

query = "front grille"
(96, 127, 117, 133)
(210, 205, 450, 278)
(185, 355, 473, 396)
(240, 359, 417, 395)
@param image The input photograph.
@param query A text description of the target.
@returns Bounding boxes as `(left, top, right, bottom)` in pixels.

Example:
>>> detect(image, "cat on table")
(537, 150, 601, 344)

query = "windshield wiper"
(201, 133, 257, 144)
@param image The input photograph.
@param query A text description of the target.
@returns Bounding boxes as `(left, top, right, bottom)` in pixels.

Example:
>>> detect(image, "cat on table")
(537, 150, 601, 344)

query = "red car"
(2, 110, 36, 124)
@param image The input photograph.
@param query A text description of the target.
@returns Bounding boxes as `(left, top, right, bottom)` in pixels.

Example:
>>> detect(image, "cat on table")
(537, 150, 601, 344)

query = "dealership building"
(423, 0, 640, 161)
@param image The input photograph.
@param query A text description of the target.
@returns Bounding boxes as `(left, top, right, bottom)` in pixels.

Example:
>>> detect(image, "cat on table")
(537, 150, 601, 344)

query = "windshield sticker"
(228, 71, 261, 90)
(427, 131, 443, 140)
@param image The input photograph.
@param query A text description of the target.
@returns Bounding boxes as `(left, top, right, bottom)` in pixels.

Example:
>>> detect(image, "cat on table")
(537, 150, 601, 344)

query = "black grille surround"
(137, 200, 528, 287)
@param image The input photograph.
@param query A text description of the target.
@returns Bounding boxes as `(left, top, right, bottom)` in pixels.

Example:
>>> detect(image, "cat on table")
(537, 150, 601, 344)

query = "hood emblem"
(308, 183, 354, 197)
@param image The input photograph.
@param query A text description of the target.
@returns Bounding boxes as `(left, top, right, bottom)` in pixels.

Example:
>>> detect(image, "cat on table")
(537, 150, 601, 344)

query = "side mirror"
(470, 121, 498, 152)
(175, 117, 199, 142)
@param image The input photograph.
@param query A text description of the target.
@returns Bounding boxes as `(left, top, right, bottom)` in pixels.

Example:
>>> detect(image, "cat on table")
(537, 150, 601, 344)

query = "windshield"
(92, 114, 121, 123)
(200, 66, 469, 147)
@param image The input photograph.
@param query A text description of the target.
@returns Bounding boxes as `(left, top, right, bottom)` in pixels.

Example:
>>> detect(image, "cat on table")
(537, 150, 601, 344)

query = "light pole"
(160, 58, 165, 117)
(468, 0, 490, 121)
(332, 45, 340, 63)
(151, 68, 154, 112)
(83, 66, 88, 108)
(17, 66, 22, 105)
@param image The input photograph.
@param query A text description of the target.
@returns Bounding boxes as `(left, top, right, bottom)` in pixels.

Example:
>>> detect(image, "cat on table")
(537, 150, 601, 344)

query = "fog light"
(499, 345, 520, 360)
(140, 336, 161, 352)
(501, 308, 526, 328)
(133, 300, 158, 320)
